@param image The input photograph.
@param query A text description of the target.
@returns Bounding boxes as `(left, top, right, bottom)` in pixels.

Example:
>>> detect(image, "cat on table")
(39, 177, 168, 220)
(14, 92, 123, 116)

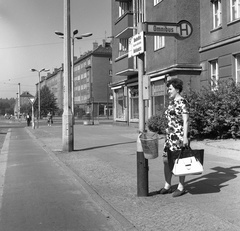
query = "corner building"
(111, 0, 240, 126)
(111, 0, 201, 126)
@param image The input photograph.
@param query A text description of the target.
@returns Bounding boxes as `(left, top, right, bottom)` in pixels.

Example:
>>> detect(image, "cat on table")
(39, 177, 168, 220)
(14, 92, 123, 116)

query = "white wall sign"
(128, 31, 145, 58)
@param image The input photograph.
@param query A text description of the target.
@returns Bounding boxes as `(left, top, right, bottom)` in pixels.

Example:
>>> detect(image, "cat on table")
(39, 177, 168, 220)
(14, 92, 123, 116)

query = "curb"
(0, 129, 11, 213)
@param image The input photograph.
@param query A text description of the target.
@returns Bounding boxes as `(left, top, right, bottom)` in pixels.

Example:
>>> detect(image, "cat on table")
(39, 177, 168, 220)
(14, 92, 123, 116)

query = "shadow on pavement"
(185, 166, 240, 194)
(74, 141, 136, 152)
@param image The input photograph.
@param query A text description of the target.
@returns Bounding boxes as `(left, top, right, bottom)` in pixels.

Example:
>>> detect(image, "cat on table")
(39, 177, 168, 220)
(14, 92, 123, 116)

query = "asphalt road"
(0, 121, 122, 231)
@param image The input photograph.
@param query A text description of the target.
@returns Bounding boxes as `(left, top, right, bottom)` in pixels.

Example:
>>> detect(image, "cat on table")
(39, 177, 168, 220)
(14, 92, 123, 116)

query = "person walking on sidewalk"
(26, 113, 31, 126)
(159, 78, 189, 197)
(47, 112, 53, 126)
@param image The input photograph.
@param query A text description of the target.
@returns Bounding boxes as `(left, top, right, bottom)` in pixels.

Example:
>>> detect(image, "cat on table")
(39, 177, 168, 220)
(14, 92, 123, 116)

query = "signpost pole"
(132, 20, 192, 197)
(31, 103, 35, 129)
(136, 22, 148, 197)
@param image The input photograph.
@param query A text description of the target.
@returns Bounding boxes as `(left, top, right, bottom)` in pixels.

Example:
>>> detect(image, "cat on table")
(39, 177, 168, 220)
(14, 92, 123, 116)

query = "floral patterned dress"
(163, 98, 189, 153)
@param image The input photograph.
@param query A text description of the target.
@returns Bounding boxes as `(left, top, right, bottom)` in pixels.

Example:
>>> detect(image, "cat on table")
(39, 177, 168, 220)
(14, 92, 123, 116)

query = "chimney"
(93, 42, 98, 50)
(102, 39, 106, 47)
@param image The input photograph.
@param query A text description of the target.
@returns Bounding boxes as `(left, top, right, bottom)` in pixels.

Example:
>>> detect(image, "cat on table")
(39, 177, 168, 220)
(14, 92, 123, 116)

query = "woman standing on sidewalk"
(159, 78, 189, 197)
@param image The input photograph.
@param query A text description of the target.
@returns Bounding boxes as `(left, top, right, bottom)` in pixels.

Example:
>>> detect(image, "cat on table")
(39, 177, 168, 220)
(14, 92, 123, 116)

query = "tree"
(20, 103, 32, 114)
(34, 85, 58, 117)
(0, 98, 15, 115)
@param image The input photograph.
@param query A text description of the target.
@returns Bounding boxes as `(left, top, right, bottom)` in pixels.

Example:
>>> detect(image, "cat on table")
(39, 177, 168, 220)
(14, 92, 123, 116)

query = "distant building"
(73, 40, 112, 118)
(37, 40, 112, 118)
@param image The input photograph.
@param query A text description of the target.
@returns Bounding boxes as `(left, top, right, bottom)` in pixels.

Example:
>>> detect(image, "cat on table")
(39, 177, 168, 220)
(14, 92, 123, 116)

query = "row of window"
(210, 54, 240, 90)
(213, 0, 240, 29)
(74, 58, 91, 71)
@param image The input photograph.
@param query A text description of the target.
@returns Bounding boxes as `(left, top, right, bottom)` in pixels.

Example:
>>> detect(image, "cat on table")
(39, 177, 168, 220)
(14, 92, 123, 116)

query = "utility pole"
(62, 0, 73, 151)
(18, 83, 21, 118)
(136, 23, 148, 197)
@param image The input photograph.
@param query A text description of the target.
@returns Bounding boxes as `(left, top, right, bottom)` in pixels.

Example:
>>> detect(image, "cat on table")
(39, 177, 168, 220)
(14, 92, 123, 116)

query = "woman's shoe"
(159, 187, 173, 194)
(172, 189, 186, 197)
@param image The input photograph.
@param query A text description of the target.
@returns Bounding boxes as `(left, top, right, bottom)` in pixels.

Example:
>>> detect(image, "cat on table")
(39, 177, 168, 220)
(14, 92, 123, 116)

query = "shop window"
(130, 87, 139, 119)
(212, 0, 222, 29)
(116, 88, 125, 119)
(230, 0, 240, 21)
(210, 60, 219, 90)
(151, 79, 166, 115)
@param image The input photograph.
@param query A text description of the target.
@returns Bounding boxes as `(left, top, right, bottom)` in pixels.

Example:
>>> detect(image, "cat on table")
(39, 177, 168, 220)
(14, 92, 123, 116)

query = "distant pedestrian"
(47, 112, 53, 126)
(159, 78, 189, 197)
(26, 113, 31, 126)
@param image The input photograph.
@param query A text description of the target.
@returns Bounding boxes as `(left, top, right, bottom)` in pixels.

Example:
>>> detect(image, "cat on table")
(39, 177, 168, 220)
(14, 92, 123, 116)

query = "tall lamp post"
(55, 30, 92, 119)
(30, 68, 50, 128)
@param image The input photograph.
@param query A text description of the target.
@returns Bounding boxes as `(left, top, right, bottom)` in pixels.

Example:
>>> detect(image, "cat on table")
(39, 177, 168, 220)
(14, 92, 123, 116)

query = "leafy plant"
(185, 79, 240, 139)
(147, 110, 167, 135)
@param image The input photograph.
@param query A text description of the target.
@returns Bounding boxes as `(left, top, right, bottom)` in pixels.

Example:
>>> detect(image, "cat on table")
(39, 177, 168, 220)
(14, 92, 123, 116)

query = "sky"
(0, 0, 112, 99)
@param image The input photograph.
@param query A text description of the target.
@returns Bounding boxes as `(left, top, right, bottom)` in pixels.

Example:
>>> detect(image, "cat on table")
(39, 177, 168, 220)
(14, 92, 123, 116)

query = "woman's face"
(167, 84, 179, 99)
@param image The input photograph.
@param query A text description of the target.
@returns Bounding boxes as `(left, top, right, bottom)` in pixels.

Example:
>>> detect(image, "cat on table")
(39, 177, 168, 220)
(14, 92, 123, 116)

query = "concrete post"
(62, 0, 73, 151)
(137, 22, 149, 197)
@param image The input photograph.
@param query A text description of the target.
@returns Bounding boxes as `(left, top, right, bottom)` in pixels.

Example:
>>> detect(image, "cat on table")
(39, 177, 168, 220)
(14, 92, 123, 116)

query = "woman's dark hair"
(166, 78, 183, 93)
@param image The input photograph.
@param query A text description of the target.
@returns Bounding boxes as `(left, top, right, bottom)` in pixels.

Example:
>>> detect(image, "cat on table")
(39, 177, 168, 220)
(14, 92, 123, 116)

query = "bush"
(185, 79, 240, 139)
(147, 111, 167, 135)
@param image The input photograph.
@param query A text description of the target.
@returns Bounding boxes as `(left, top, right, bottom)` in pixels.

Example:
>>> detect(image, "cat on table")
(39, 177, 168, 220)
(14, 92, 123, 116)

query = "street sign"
(28, 98, 36, 105)
(128, 31, 145, 58)
(144, 20, 193, 39)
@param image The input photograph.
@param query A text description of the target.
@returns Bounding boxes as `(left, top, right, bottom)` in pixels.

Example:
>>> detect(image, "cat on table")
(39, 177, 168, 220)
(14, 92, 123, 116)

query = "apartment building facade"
(73, 40, 112, 118)
(200, 0, 240, 89)
(111, 0, 240, 126)
(37, 41, 112, 118)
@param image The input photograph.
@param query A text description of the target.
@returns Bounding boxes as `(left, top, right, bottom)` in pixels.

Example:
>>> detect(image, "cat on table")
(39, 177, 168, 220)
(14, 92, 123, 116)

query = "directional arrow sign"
(144, 20, 193, 39)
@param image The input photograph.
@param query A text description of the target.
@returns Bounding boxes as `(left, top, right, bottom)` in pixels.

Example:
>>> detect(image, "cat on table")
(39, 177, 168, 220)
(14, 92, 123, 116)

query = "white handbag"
(172, 156, 203, 176)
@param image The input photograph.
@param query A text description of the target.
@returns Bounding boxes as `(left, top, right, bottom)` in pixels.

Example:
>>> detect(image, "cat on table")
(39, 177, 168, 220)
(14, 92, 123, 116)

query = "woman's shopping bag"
(172, 156, 204, 176)
(168, 147, 204, 171)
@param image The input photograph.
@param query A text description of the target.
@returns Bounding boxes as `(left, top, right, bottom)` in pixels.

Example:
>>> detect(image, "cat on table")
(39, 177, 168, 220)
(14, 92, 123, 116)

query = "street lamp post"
(55, 30, 92, 119)
(30, 68, 50, 128)
(55, 29, 92, 150)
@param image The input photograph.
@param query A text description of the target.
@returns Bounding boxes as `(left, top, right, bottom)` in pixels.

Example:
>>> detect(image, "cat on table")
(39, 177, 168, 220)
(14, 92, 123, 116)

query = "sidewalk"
(26, 124, 240, 231)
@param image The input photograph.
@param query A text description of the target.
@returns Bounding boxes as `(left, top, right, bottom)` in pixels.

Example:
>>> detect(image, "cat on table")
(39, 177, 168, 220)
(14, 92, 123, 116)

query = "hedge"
(147, 79, 240, 139)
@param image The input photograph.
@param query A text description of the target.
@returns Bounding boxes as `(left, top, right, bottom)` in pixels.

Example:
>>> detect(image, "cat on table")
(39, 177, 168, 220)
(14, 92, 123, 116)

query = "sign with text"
(144, 20, 193, 39)
(128, 31, 145, 58)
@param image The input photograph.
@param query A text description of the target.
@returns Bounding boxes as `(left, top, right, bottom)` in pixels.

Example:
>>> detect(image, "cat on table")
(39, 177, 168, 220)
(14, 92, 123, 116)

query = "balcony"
(115, 54, 137, 76)
(115, 12, 134, 39)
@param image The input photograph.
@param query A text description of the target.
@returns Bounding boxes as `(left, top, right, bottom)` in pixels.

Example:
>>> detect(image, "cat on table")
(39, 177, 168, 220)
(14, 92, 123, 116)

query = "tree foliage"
(34, 85, 58, 117)
(186, 79, 240, 139)
(0, 98, 15, 115)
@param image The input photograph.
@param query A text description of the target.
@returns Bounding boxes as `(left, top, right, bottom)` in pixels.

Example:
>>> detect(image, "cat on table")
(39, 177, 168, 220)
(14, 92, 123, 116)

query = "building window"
(212, 0, 222, 29)
(135, 0, 145, 23)
(119, 38, 128, 56)
(210, 60, 219, 90)
(230, 0, 240, 21)
(154, 36, 165, 51)
(154, 0, 162, 6)
(235, 54, 240, 83)
(116, 88, 125, 119)
(130, 87, 139, 119)
(151, 79, 166, 115)
(119, 2, 130, 17)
